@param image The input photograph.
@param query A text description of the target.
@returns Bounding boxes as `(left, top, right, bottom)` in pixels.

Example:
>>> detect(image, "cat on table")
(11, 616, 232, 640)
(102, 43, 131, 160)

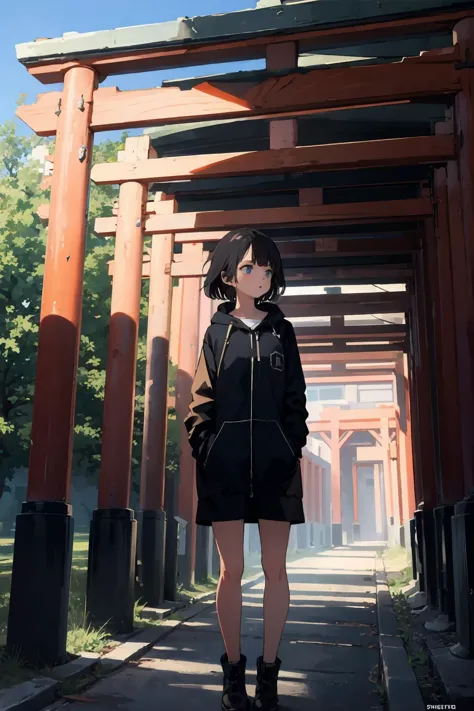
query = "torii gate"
(8, 7, 474, 668)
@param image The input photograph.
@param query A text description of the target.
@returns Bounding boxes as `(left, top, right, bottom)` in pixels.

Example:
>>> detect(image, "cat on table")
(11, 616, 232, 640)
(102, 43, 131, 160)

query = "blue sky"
(1, 0, 259, 136)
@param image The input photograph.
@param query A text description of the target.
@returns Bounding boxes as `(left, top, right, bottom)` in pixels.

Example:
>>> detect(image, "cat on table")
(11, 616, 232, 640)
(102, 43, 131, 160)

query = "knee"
(220, 559, 244, 583)
(261, 558, 287, 583)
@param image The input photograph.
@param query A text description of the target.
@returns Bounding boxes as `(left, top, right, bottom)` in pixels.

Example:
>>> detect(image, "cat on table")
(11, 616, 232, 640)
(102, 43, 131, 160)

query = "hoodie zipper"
(217, 323, 233, 377)
(255, 331, 261, 361)
(249, 332, 255, 498)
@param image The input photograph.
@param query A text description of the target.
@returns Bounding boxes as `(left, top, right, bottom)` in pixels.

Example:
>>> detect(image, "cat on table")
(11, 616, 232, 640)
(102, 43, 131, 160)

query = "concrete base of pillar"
(86, 508, 137, 633)
(387, 523, 401, 548)
(138, 509, 166, 607)
(296, 523, 309, 550)
(425, 613, 454, 633)
(195, 525, 211, 583)
(352, 522, 361, 541)
(414, 511, 426, 592)
(164, 515, 179, 602)
(420, 508, 438, 608)
(451, 497, 474, 659)
(434, 504, 455, 623)
(211, 533, 220, 579)
(7, 501, 73, 666)
(332, 523, 343, 547)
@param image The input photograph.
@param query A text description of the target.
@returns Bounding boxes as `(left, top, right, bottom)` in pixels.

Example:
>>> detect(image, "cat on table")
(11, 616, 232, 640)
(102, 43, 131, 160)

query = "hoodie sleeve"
(282, 320, 309, 458)
(184, 328, 217, 465)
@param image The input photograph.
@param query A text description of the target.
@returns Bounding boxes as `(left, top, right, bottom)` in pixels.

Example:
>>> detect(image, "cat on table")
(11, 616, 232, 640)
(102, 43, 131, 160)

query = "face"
(222, 247, 273, 299)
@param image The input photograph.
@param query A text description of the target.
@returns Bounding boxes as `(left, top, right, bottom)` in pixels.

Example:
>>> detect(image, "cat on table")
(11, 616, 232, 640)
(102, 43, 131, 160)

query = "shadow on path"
(50, 543, 383, 711)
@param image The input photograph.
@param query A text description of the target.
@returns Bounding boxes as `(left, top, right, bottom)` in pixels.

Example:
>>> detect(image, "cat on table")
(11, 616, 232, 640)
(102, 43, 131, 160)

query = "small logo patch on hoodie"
(270, 351, 284, 372)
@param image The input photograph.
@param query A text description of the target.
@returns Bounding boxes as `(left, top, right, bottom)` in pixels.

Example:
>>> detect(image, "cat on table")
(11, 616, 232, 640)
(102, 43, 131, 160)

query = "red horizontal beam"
(19, 57, 460, 136)
(297, 341, 406, 354)
(95, 199, 432, 236)
(304, 374, 395, 384)
(295, 325, 407, 340)
(309, 420, 397, 433)
(300, 350, 401, 364)
(90, 135, 455, 185)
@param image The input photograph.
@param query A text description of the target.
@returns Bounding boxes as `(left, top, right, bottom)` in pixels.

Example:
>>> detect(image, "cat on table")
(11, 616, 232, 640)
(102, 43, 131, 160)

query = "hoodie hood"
(211, 301, 286, 331)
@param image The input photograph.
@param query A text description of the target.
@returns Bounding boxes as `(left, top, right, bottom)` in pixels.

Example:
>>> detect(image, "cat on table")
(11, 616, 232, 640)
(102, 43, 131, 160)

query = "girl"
(184, 228, 308, 711)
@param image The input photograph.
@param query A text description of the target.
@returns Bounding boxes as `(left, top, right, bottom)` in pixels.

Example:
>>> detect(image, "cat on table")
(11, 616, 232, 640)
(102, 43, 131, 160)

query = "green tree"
(0, 115, 49, 496)
(0, 114, 180, 502)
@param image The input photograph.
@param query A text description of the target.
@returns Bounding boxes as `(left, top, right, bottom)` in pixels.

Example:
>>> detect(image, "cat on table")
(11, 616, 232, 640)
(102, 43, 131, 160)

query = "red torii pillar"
(374, 463, 384, 540)
(176, 244, 202, 588)
(352, 461, 361, 541)
(450, 18, 474, 659)
(411, 245, 440, 607)
(138, 195, 177, 607)
(195, 277, 214, 582)
(330, 412, 343, 547)
(7, 64, 97, 665)
(86, 136, 151, 632)
(163, 277, 184, 601)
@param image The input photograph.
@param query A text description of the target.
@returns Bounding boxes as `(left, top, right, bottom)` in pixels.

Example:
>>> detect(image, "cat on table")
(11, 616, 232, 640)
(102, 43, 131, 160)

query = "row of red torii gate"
(5, 0, 474, 670)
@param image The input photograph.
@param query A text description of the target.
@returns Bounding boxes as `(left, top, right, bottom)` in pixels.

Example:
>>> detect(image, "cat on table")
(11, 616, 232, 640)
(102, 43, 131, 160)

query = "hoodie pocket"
(252, 419, 299, 493)
(202, 420, 251, 496)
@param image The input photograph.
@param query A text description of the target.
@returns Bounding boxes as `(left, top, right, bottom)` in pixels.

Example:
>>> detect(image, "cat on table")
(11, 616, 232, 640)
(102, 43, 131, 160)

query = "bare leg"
(212, 520, 245, 663)
(258, 520, 291, 663)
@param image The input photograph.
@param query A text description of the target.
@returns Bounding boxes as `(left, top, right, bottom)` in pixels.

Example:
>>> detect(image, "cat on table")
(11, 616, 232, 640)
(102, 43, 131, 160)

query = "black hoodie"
(184, 301, 309, 501)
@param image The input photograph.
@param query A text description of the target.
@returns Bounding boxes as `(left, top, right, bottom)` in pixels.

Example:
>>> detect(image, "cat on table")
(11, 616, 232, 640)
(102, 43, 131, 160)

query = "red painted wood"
(426, 169, 464, 504)
(140, 228, 176, 511)
(98, 136, 149, 509)
(330, 417, 342, 525)
(176, 246, 202, 586)
(27, 65, 97, 502)
(22, 57, 460, 132)
(90, 136, 455, 185)
(411, 252, 439, 509)
(452, 18, 474, 494)
(352, 462, 359, 524)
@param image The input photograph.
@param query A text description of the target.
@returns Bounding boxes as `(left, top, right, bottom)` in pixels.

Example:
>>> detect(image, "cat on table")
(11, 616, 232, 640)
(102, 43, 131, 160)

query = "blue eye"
(265, 269, 273, 278)
(243, 265, 253, 274)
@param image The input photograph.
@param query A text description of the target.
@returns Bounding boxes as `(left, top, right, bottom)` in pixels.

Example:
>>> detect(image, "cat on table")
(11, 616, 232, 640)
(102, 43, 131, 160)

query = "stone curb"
(424, 629, 474, 710)
(0, 678, 59, 711)
(375, 557, 425, 711)
(1, 571, 265, 711)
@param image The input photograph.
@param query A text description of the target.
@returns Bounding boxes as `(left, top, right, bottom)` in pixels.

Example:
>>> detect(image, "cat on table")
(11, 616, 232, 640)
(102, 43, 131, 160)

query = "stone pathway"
(51, 544, 383, 710)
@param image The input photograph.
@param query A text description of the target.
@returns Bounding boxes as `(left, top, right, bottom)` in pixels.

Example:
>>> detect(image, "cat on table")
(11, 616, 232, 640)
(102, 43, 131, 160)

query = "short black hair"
(202, 228, 286, 303)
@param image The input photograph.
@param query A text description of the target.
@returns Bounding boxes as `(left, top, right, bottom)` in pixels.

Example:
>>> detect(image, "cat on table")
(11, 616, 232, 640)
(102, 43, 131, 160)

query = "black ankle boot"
(221, 653, 250, 711)
(252, 656, 281, 711)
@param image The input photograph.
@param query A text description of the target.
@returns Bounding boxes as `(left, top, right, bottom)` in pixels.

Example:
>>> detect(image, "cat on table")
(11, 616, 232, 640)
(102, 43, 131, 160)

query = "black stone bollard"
(434, 505, 455, 622)
(86, 508, 137, 633)
(139, 509, 167, 607)
(7, 501, 73, 666)
(450, 496, 474, 658)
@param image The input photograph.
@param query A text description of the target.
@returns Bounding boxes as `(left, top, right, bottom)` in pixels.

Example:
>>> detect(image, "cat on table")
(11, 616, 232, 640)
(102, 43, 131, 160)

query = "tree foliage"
(0, 114, 180, 500)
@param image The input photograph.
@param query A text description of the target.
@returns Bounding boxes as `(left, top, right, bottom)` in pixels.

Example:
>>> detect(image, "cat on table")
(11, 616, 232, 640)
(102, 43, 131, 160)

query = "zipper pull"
(256, 332, 261, 361)
(249, 332, 254, 358)
(272, 326, 280, 340)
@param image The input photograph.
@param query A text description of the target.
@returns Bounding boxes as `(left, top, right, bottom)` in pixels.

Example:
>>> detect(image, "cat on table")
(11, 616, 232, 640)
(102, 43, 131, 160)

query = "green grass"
(387, 565, 413, 594)
(0, 534, 114, 689)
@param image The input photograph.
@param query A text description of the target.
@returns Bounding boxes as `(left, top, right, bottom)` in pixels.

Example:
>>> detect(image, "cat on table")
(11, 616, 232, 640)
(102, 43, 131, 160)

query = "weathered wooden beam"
(282, 301, 407, 317)
(309, 419, 397, 433)
(22, 12, 470, 84)
(304, 374, 395, 384)
(300, 349, 401, 364)
(18, 58, 460, 136)
(295, 325, 406, 340)
(90, 135, 455, 185)
(95, 199, 431, 236)
(297, 341, 406, 354)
